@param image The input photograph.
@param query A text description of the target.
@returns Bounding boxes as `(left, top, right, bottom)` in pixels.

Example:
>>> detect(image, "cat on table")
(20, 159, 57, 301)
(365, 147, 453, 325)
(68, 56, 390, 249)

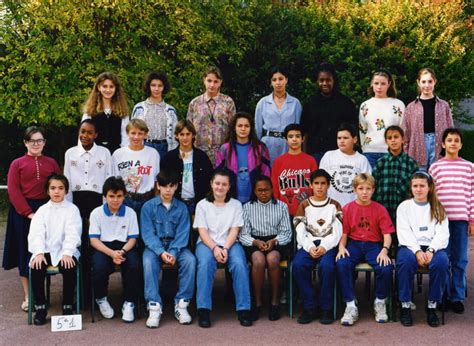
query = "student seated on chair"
(239, 175, 292, 322)
(396, 171, 449, 328)
(293, 169, 342, 325)
(336, 173, 394, 326)
(193, 169, 252, 328)
(89, 176, 140, 323)
(28, 174, 82, 326)
(141, 171, 196, 328)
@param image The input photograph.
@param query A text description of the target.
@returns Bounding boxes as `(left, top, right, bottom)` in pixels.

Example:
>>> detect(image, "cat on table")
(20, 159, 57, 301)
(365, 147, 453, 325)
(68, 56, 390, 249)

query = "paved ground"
(0, 216, 472, 345)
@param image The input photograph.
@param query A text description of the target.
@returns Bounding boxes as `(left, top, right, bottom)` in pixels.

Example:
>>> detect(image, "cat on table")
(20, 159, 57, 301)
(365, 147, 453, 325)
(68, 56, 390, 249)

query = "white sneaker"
(122, 301, 135, 323)
(96, 297, 114, 319)
(174, 299, 192, 325)
(374, 300, 388, 323)
(146, 302, 162, 328)
(341, 305, 359, 326)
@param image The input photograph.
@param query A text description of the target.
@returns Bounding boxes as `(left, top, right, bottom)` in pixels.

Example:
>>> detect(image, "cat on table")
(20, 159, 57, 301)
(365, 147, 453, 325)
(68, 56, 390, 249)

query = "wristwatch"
(427, 247, 435, 254)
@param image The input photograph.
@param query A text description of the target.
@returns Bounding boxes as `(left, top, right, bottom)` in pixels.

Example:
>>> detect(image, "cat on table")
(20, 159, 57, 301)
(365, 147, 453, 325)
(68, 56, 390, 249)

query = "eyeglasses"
(27, 139, 46, 145)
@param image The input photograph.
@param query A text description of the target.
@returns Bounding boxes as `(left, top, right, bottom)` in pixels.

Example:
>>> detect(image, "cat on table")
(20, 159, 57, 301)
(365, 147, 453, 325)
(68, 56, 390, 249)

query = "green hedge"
(1, 0, 472, 128)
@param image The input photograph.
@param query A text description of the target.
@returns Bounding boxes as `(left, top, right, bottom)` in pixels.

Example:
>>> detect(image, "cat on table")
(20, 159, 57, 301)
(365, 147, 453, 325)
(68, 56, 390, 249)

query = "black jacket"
(160, 147, 213, 203)
(301, 91, 358, 154)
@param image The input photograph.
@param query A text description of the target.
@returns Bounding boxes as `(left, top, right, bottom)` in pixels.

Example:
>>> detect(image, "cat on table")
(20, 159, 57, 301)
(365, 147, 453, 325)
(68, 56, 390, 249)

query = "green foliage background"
(0, 0, 472, 171)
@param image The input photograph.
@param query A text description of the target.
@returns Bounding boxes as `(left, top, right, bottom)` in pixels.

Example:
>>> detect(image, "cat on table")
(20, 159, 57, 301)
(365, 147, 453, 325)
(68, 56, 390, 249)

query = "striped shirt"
(239, 199, 292, 246)
(429, 157, 474, 223)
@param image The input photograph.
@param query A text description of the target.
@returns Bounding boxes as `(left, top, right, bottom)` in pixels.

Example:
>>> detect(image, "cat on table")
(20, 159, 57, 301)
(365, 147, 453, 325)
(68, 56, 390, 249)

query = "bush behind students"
(429, 128, 474, 314)
(89, 177, 141, 323)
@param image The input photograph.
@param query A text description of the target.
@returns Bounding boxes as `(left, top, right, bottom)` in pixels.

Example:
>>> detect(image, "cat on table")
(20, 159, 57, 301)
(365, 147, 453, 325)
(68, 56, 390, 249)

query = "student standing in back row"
(131, 71, 178, 159)
(82, 72, 130, 154)
(255, 67, 302, 164)
(359, 70, 405, 167)
(403, 68, 453, 170)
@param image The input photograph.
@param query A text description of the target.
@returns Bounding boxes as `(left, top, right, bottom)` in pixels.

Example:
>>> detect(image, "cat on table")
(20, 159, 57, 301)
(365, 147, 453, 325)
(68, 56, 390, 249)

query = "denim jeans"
(145, 141, 168, 160)
(92, 241, 141, 304)
(336, 240, 393, 302)
(447, 220, 468, 302)
(143, 246, 196, 306)
(292, 246, 337, 311)
(363, 152, 385, 168)
(421, 132, 436, 170)
(195, 242, 250, 311)
(396, 246, 449, 303)
(124, 197, 149, 222)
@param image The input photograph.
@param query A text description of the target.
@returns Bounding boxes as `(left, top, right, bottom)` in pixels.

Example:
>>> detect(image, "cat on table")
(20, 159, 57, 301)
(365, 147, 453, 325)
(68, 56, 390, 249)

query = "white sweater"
(396, 199, 449, 254)
(28, 200, 82, 266)
(359, 97, 405, 153)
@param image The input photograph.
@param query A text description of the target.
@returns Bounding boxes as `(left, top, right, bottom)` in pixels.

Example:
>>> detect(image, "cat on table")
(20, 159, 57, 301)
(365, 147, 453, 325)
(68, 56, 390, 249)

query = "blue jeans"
(447, 220, 468, 302)
(124, 197, 149, 222)
(396, 246, 449, 303)
(420, 132, 436, 171)
(292, 247, 337, 311)
(363, 152, 385, 168)
(143, 247, 196, 305)
(145, 141, 168, 160)
(92, 241, 141, 303)
(195, 242, 250, 311)
(336, 240, 393, 302)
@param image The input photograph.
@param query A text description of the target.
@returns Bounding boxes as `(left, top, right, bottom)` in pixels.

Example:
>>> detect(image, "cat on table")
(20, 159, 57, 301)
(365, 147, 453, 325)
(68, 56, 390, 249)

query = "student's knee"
(265, 251, 281, 269)
(179, 251, 196, 270)
(430, 251, 449, 271)
(142, 249, 159, 271)
(251, 252, 266, 269)
(377, 263, 393, 277)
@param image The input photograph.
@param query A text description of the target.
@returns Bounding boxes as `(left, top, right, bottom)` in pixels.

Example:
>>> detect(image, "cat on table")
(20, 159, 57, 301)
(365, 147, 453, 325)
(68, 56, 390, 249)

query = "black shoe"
(400, 307, 413, 327)
(319, 309, 334, 325)
(34, 308, 47, 326)
(297, 309, 317, 324)
(251, 306, 261, 321)
(427, 308, 440, 327)
(62, 305, 73, 316)
(451, 301, 464, 314)
(197, 308, 211, 328)
(268, 305, 280, 321)
(237, 310, 253, 327)
(438, 300, 450, 312)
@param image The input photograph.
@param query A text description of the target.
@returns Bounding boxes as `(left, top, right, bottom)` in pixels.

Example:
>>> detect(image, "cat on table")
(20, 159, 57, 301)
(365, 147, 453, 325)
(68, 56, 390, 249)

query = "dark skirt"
(243, 235, 291, 260)
(2, 199, 48, 277)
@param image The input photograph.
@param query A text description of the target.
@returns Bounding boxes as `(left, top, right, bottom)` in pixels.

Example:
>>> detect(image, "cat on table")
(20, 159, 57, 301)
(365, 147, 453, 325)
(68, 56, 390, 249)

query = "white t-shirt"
(319, 149, 372, 206)
(89, 204, 139, 242)
(181, 150, 195, 199)
(193, 198, 243, 246)
(112, 146, 160, 193)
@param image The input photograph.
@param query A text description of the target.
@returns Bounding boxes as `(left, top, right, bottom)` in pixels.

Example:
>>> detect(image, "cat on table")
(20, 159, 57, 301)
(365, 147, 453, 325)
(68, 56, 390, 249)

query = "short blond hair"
(352, 173, 375, 189)
(126, 118, 149, 133)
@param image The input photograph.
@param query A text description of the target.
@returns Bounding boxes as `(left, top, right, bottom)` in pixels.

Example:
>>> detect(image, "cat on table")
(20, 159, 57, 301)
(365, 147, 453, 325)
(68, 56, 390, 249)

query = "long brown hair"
(83, 72, 129, 118)
(226, 112, 266, 167)
(368, 69, 398, 98)
(410, 171, 446, 224)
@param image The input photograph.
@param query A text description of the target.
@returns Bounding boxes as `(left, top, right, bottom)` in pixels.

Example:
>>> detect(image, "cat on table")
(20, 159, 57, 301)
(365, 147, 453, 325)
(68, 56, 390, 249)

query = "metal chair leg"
(28, 269, 33, 325)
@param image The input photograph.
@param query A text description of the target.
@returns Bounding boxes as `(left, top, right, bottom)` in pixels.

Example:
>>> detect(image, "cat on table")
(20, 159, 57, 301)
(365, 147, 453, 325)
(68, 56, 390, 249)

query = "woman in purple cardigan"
(402, 68, 453, 170)
(215, 112, 271, 204)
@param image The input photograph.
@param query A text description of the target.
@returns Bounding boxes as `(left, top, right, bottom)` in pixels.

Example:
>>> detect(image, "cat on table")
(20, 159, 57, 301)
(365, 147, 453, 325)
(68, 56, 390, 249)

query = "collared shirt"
(372, 151, 418, 222)
(193, 198, 243, 247)
(239, 199, 292, 247)
(28, 200, 82, 266)
(255, 93, 302, 163)
(64, 143, 112, 202)
(187, 92, 236, 164)
(131, 99, 178, 150)
(141, 196, 191, 258)
(89, 204, 139, 242)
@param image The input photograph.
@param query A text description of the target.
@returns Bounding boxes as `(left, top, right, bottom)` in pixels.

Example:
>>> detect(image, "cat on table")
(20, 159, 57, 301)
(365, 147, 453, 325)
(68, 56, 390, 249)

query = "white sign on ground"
(51, 314, 82, 332)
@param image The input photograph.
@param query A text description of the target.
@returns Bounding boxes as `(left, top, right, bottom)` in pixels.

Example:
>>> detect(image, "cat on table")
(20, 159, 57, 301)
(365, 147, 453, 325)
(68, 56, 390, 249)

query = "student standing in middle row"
(112, 119, 160, 217)
(271, 124, 317, 217)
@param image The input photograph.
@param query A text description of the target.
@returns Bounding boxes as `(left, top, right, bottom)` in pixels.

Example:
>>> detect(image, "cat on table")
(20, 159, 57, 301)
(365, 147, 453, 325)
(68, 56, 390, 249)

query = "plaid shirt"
(372, 151, 418, 222)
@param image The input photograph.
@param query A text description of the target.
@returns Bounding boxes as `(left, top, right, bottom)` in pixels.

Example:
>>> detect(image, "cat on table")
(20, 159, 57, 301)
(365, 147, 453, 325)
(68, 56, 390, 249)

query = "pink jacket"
(402, 96, 453, 166)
